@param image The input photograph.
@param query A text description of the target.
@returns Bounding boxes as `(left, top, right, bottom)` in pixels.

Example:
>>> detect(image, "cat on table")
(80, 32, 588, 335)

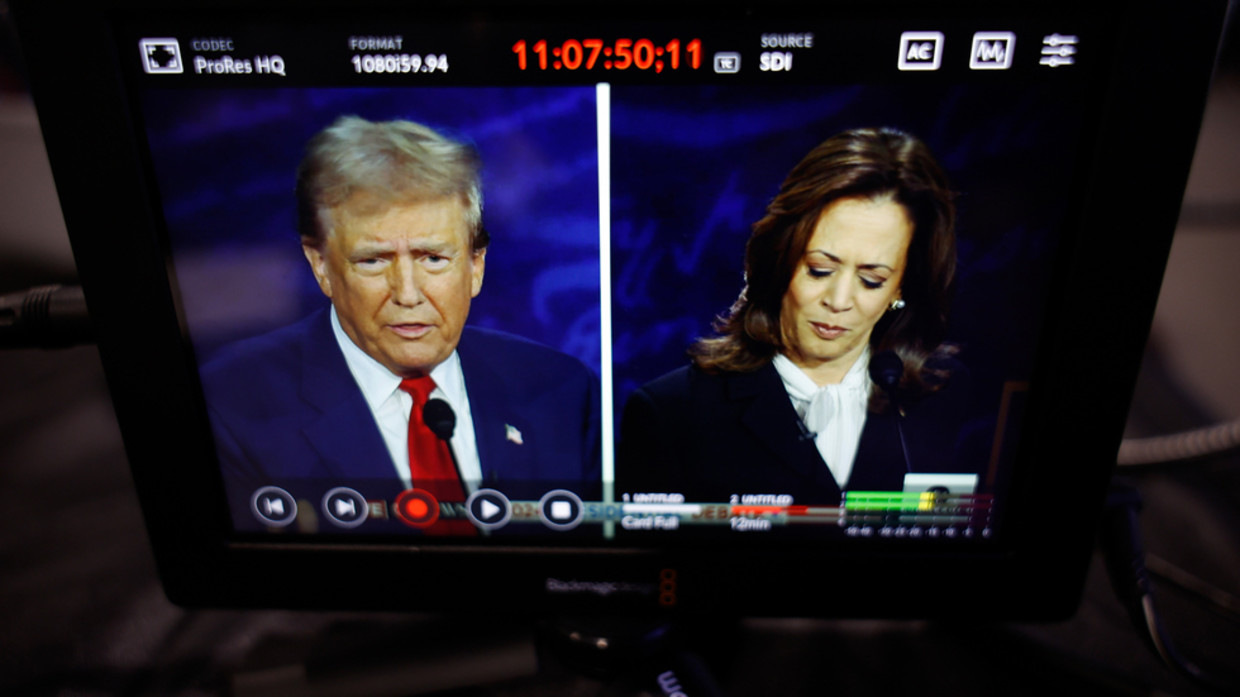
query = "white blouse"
(772, 348, 872, 488)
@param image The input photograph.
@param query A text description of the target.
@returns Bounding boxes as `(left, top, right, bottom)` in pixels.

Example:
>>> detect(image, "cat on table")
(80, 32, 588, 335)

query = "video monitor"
(14, 0, 1225, 615)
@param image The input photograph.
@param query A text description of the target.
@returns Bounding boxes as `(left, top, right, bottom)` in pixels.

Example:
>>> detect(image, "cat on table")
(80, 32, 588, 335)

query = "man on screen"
(201, 116, 600, 530)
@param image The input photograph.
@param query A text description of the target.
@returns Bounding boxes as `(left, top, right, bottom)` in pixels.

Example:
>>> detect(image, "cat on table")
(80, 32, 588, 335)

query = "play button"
(465, 489, 512, 530)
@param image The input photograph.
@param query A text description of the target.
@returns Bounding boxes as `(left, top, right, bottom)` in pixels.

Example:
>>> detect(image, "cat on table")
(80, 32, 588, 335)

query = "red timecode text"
(512, 38, 701, 73)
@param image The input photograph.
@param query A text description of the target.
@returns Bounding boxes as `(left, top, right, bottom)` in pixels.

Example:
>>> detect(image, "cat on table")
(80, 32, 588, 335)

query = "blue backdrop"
(141, 86, 602, 375)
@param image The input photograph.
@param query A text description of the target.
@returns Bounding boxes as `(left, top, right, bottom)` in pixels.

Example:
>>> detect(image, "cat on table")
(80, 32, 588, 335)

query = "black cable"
(0, 284, 94, 349)
(1099, 477, 1238, 694)
(1146, 553, 1240, 625)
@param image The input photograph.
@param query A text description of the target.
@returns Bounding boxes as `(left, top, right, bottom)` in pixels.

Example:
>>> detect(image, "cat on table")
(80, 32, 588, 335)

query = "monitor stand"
(227, 615, 727, 697)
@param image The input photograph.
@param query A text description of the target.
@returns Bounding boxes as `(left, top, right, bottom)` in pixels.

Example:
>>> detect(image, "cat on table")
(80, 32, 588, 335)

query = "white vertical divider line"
(596, 82, 615, 539)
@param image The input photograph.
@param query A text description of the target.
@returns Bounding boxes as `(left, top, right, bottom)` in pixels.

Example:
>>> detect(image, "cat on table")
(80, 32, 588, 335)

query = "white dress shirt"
(772, 348, 872, 488)
(330, 308, 482, 493)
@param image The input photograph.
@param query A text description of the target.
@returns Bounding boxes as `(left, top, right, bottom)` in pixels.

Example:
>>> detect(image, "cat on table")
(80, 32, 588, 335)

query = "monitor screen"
(131, 14, 1090, 541)
(14, 0, 1224, 615)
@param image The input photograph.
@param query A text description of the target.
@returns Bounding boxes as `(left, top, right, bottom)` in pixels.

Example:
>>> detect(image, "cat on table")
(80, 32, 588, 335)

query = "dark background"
(3, 6, 1240, 697)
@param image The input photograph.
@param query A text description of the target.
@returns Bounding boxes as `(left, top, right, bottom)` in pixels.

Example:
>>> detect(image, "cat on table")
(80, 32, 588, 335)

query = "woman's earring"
(889, 298, 906, 310)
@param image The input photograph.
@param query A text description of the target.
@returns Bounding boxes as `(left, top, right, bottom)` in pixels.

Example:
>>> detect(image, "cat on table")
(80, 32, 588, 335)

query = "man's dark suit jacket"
(616, 361, 979, 506)
(201, 308, 600, 528)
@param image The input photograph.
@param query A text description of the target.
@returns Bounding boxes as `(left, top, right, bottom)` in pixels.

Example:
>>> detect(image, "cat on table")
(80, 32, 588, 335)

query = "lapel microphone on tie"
(869, 350, 914, 474)
(423, 398, 456, 441)
(423, 398, 461, 473)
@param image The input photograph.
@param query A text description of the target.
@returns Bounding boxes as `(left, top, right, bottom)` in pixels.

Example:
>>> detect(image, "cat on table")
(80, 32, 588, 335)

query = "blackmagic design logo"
(544, 578, 655, 598)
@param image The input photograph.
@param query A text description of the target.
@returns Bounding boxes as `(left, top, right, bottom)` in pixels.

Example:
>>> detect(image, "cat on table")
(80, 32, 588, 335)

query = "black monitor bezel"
(11, 0, 1225, 617)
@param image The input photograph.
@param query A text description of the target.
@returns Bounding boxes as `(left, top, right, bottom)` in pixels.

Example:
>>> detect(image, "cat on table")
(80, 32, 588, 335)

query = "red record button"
(394, 489, 440, 528)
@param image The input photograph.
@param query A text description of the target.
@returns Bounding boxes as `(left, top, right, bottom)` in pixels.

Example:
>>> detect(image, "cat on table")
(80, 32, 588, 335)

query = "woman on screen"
(618, 127, 973, 505)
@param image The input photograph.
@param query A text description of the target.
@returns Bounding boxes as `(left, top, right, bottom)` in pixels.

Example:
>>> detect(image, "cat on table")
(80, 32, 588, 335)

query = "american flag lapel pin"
(505, 424, 524, 445)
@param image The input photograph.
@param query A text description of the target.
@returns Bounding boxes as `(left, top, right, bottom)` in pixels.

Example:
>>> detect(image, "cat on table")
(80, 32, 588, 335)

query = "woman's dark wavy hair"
(690, 127, 957, 404)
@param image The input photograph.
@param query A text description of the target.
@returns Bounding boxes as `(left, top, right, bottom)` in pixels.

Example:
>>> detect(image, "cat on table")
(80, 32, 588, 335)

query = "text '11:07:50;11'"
(512, 38, 701, 73)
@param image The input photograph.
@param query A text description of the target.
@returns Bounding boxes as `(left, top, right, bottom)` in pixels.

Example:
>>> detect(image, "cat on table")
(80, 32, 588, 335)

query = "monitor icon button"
(251, 486, 297, 527)
(139, 38, 184, 74)
(538, 489, 584, 531)
(898, 31, 944, 71)
(466, 489, 513, 530)
(1040, 33, 1078, 67)
(970, 32, 1015, 70)
(321, 487, 368, 528)
(714, 52, 741, 74)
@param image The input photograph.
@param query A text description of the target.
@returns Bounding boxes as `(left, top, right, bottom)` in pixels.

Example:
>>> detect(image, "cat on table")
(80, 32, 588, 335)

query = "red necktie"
(398, 376, 474, 535)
